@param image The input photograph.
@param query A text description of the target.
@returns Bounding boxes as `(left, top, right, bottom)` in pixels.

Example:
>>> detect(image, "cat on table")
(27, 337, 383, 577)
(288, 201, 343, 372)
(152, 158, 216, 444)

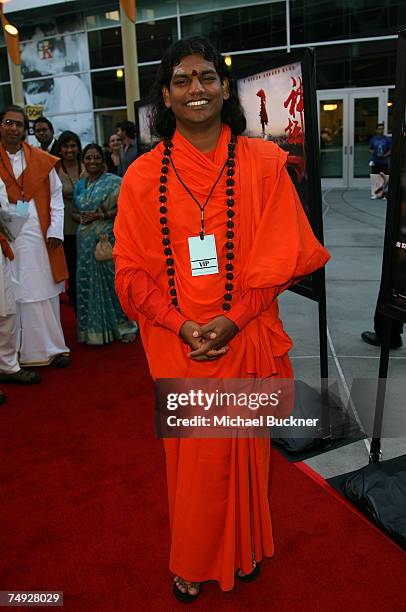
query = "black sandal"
(51, 354, 71, 368)
(173, 577, 200, 603)
(236, 560, 260, 582)
(0, 369, 41, 385)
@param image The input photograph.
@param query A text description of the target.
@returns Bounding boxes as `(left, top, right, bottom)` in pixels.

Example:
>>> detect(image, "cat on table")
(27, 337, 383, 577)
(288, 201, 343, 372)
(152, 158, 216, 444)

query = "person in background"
(72, 144, 137, 345)
(104, 133, 121, 175)
(56, 131, 85, 312)
(116, 120, 138, 176)
(369, 123, 391, 200)
(362, 160, 404, 349)
(33, 116, 59, 156)
(0, 211, 41, 395)
(0, 105, 70, 368)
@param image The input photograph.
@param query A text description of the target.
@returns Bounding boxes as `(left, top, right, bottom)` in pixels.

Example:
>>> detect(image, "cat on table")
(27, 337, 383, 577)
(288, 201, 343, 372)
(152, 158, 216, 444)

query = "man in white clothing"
(0, 105, 70, 369)
(0, 225, 41, 397)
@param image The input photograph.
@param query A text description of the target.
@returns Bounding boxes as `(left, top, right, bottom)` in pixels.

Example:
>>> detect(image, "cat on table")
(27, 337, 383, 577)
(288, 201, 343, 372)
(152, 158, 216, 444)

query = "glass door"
(348, 90, 387, 188)
(318, 93, 347, 188)
(318, 88, 388, 188)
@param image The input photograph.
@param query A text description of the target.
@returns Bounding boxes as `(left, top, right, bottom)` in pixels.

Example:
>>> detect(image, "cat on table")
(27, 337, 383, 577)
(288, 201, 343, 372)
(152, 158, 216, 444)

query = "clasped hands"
(179, 316, 239, 361)
(80, 211, 104, 225)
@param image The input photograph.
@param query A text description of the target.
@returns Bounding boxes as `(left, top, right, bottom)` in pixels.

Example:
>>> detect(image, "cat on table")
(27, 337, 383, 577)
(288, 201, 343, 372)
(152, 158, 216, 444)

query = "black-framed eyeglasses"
(2, 118, 25, 128)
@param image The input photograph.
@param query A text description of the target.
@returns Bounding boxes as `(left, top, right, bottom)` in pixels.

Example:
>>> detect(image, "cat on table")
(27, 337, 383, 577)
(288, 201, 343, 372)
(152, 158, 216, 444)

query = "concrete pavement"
(278, 188, 406, 478)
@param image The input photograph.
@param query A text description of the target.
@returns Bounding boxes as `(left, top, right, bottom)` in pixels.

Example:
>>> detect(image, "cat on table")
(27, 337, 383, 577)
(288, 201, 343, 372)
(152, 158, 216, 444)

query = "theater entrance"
(317, 88, 392, 189)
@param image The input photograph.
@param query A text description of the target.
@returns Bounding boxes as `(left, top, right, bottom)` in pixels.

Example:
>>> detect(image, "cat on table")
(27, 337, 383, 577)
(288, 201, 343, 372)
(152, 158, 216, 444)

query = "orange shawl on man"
(114, 125, 330, 590)
(0, 142, 68, 283)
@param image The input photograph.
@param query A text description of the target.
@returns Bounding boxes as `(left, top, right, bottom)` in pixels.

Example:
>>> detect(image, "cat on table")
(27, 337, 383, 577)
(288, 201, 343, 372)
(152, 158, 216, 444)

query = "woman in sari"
(72, 143, 137, 345)
(56, 130, 85, 312)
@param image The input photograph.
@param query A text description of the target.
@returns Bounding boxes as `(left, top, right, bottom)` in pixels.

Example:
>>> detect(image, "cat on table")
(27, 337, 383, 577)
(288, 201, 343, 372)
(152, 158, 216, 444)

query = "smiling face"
(108, 134, 121, 152)
(60, 139, 79, 162)
(83, 147, 105, 177)
(162, 53, 229, 133)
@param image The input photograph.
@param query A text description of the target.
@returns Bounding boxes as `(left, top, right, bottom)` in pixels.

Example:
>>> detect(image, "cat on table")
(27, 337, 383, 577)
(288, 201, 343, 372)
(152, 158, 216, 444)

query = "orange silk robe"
(114, 125, 330, 590)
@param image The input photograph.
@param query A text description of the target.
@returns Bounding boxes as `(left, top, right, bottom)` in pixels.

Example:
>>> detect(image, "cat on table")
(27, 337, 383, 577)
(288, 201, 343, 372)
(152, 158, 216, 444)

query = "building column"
(120, 0, 140, 122)
(9, 61, 24, 107)
(0, 4, 24, 106)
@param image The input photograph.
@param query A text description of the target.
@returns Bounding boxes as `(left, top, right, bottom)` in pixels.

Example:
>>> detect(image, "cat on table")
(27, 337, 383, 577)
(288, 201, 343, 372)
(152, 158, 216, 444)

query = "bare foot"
(174, 575, 200, 597)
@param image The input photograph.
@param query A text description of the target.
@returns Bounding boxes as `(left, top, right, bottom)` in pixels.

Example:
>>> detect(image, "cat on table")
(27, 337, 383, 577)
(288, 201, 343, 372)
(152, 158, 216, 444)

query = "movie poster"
(20, 33, 89, 78)
(237, 62, 309, 217)
(137, 104, 160, 152)
(20, 31, 94, 145)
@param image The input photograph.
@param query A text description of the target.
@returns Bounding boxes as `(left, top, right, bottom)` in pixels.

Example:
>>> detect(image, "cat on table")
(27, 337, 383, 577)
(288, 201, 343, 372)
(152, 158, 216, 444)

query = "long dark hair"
(56, 130, 82, 174)
(150, 36, 246, 139)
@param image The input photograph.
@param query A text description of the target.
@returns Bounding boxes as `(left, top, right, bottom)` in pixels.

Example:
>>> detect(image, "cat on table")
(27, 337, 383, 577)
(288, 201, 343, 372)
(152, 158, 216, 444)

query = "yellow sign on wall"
(25, 105, 44, 121)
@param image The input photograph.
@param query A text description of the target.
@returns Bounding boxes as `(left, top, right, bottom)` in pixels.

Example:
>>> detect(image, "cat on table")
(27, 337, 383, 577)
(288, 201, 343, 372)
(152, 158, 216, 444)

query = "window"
(137, 0, 177, 20)
(387, 88, 395, 135)
(23, 73, 92, 112)
(88, 27, 123, 69)
(95, 108, 127, 146)
(181, 3, 286, 53)
(316, 40, 396, 89)
(228, 50, 287, 79)
(139, 64, 159, 100)
(86, 1, 177, 27)
(0, 47, 9, 82)
(136, 18, 178, 63)
(18, 14, 84, 42)
(91, 68, 126, 108)
(180, 0, 279, 12)
(86, 8, 121, 30)
(0, 84, 12, 108)
(20, 33, 89, 79)
(291, 0, 405, 44)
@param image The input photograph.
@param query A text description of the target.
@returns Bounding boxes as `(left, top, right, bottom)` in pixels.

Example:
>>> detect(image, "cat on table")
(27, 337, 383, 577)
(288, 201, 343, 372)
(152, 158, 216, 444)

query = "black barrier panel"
(381, 29, 406, 326)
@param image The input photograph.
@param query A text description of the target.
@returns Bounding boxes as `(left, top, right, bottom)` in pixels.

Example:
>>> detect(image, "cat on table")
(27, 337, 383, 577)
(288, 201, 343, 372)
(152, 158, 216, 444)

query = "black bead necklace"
(158, 135, 237, 312)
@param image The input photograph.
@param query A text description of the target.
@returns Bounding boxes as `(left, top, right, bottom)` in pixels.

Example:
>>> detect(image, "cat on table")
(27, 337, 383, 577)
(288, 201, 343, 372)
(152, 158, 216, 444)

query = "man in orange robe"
(114, 37, 330, 601)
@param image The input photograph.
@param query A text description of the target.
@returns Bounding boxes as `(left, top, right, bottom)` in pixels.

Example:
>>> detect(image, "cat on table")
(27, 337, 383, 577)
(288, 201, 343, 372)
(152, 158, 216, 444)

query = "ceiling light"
(4, 24, 19, 36)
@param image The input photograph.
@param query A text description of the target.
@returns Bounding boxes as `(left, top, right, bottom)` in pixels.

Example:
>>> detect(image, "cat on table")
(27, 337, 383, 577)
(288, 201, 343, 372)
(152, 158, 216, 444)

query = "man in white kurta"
(0, 228, 41, 389)
(0, 106, 70, 368)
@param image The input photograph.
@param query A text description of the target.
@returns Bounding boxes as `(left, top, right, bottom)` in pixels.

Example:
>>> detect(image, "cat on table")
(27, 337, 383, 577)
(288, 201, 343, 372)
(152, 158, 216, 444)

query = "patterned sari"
(73, 172, 137, 345)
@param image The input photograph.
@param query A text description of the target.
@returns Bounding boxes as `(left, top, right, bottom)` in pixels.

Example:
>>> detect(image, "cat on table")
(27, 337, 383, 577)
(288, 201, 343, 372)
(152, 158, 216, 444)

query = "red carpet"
(1, 300, 405, 611)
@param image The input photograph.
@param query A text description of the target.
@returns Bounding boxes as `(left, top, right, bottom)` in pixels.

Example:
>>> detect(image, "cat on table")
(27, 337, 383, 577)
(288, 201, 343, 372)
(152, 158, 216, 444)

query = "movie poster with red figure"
(237, 61, 310, 217)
